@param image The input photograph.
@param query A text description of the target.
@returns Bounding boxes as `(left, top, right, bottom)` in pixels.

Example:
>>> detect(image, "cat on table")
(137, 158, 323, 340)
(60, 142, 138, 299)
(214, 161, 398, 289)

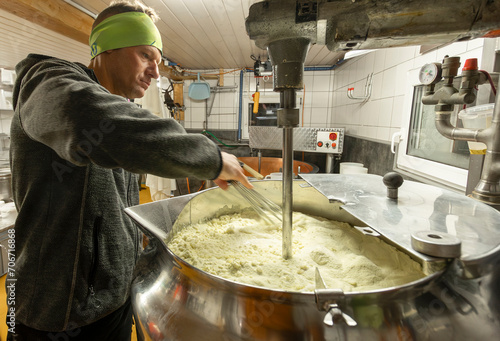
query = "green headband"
(89, 12, 163, 58)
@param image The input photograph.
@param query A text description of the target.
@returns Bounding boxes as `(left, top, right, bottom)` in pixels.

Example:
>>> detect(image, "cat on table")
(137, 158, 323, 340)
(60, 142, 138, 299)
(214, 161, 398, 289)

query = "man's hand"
(213, 152, 253, 190)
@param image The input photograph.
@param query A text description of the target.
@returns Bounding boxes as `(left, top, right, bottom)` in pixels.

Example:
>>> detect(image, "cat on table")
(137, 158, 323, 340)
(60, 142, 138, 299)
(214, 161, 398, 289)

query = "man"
(6, 1, 251, 340)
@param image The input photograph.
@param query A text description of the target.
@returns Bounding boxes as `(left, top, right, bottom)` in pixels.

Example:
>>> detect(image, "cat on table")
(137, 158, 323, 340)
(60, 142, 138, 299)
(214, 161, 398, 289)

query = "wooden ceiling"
(0, 0, 345, 72)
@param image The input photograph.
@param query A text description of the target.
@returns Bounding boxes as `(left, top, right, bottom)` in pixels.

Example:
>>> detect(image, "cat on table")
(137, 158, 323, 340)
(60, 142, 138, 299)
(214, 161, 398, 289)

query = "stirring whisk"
(229, 181, 282, 224)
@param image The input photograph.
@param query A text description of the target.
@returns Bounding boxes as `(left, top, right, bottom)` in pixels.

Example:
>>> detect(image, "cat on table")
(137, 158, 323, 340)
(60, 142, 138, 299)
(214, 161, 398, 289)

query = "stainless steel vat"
(125, 174, 500, 341)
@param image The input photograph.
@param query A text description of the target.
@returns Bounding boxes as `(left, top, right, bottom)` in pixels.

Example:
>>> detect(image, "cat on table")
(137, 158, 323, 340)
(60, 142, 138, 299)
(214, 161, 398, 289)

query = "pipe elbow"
(434, 114, 455, 139)
(435, 112, 479, 141)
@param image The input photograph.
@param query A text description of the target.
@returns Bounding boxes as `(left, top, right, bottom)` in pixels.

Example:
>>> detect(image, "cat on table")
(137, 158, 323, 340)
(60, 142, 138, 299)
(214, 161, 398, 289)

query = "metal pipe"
(304, 59, 345, 71)
(472, 77, 500, 203)
(346, 73, 373, 101)
(247, 0, 500, 53)
(423, 55, 500, 205)
(435, 112, 479, 141)
(433, 75, 500, 204)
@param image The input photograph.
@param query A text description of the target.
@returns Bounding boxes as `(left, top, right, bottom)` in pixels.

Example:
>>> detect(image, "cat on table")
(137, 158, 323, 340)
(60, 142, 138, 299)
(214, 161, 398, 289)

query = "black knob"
(383, 172, 404, 199)
(383, 172, 404, 188)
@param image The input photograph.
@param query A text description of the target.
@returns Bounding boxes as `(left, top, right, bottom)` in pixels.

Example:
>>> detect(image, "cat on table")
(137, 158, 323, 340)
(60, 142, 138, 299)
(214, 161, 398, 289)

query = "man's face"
(105, 45, 162, 99)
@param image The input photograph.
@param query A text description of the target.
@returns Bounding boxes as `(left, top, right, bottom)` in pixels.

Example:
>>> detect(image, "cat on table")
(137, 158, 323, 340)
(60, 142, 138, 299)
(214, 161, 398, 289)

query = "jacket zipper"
(88, 216, 102, 296)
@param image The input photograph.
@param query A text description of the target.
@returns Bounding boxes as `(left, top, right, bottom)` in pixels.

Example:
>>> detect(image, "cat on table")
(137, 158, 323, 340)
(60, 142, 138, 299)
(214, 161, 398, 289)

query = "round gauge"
(419, 62, 442, 85)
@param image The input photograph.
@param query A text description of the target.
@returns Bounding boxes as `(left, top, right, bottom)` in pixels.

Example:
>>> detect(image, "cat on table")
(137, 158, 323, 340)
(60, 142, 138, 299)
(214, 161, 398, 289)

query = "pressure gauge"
(419, 62, 442, 85)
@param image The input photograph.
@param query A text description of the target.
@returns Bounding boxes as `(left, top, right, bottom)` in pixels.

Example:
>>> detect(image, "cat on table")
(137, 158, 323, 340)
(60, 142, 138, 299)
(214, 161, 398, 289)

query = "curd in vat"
(168, 211, 425, 292)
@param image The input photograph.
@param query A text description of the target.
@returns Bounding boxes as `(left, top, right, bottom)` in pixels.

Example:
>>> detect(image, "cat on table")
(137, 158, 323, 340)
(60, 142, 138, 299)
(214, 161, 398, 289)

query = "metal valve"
(383, 172, 404, 199)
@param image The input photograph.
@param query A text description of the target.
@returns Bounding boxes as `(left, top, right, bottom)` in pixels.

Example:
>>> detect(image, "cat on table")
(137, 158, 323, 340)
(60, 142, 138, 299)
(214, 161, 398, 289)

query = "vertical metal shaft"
(282, 126, 293, 258)
(266, 38, 310, 259)
(281, 89, 295, 259)
(258, 150, 262, 174)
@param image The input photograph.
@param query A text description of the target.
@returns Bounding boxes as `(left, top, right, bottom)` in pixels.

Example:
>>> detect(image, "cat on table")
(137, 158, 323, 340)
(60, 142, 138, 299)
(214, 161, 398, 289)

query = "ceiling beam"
(0, 0, 93, 45)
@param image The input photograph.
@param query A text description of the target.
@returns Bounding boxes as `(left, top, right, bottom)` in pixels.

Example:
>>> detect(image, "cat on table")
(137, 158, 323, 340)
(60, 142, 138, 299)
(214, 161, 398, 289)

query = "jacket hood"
(13, 54, 51, 111)
(13, 54, 90, 111)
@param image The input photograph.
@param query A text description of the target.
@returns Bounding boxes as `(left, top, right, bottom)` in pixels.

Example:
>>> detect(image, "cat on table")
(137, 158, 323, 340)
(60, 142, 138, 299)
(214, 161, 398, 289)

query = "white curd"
(168, 211, 425, 292)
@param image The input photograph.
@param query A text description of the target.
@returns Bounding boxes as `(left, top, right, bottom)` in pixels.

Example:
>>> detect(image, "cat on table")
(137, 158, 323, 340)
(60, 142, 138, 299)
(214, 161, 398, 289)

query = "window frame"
(395, 67, 469, 193)
(395, 38, 498, 194)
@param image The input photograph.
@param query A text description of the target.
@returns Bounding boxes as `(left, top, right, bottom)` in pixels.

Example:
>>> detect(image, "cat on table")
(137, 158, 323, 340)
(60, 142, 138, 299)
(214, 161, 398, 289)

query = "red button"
(332, 142, 337, 148)
(317, 141, 323, 147)
(329, 133, 337, 140)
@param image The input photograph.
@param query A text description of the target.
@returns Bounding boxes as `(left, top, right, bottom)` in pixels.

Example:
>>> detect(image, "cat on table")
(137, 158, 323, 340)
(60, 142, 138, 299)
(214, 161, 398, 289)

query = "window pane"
(407, 85, 470, 169)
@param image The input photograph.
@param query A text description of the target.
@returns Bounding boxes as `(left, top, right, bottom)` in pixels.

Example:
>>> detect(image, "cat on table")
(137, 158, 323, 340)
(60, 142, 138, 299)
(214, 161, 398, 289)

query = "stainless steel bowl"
(126, 175, 500, 341)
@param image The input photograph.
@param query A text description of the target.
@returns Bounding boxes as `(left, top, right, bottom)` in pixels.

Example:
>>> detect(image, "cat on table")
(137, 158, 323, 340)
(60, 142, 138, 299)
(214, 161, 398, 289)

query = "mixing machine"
(126, 175, 500, 340)
(245, 0, 500, 260)
(126, 1, 500, 339)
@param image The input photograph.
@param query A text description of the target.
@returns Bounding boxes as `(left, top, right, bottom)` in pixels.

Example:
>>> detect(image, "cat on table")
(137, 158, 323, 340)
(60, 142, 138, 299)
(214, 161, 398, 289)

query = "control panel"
(316, 129, 343, 153)
(249, 126, 344, 154)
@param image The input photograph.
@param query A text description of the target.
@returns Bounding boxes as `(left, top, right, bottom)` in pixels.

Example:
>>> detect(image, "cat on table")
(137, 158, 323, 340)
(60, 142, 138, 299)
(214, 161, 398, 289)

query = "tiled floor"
(0, 187, 154, 340)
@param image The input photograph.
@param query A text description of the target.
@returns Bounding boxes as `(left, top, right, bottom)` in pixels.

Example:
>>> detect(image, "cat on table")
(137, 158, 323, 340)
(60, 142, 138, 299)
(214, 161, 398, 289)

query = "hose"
(202, 130, 238, 148)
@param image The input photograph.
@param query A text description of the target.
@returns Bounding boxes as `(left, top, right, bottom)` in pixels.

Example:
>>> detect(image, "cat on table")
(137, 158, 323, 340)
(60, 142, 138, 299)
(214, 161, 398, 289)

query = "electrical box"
(249, 127, 344, 154)
(316, 130, 343, 153)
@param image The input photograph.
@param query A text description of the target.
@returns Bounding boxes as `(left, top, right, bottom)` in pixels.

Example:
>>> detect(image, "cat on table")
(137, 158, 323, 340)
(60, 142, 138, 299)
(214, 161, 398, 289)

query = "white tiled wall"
(182, 68, 339, 133)
(331, 46, 419, 142)
(183, 71, 243, 131)
(0, 112, 12, 135)
(0, 70, 15, 135)
(182, 38, 492, 145)
(2, 39, 491, 144)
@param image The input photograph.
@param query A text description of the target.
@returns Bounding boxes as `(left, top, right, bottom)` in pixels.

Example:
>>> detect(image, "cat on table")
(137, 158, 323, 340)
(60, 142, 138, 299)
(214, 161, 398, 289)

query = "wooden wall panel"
(1, 0, 345, 71)
(0, 8, 89, 69)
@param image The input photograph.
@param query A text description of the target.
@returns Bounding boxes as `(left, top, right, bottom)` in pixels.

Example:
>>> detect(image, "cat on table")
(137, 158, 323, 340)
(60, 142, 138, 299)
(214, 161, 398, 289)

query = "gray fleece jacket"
(9, 54, 222, 332)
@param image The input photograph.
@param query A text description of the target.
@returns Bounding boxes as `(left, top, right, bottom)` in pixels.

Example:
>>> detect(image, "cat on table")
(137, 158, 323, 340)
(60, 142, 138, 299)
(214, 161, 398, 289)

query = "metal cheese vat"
(125, 174, 500, 340)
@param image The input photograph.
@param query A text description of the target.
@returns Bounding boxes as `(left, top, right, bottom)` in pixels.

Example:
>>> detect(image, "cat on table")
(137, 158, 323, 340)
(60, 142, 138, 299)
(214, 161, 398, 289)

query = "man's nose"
(148, 62, 160, 79)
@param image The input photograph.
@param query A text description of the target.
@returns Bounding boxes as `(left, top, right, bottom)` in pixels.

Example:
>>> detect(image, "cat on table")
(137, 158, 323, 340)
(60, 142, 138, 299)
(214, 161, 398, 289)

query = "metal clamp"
(323, 303, 358, 327)
(315, 289, 357, 327)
